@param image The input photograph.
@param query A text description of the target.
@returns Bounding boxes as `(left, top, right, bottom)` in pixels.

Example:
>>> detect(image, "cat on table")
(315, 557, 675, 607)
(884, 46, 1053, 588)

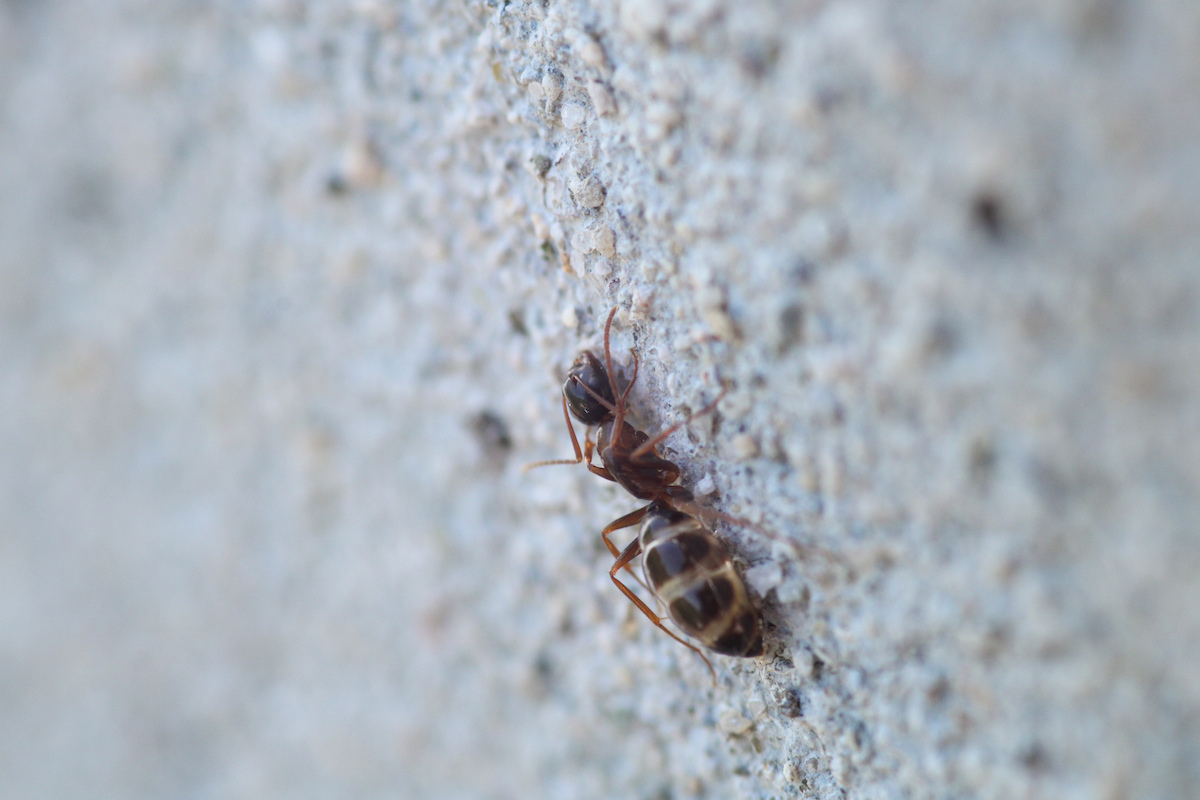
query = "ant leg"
(599, 504, 653, 591)
(602, 307, 620, 403)
(582, 436, 616, 482)
(630, 387, 728, 462)
(610, 537, 716, 685)
(523, 396, 585, 471)
(524, 397, 620, 483)
(618, 349, 639, 410)
(600, 504, 651, 559)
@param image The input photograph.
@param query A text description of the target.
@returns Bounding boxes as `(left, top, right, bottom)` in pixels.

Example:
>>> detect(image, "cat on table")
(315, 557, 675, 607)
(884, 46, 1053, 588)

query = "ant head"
(563, 350, 616, 425)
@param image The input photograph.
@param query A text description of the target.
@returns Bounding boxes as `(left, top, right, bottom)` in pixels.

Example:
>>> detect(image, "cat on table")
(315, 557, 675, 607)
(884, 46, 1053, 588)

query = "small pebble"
(776, 578, 808, 605)
(342, 139, 383, 188)
(588, 257, 612, 279)
(578, 39, 607, 69)
(645, 101, 680, 140)
(569, 175, 605, 208)
(571, 228, 595, 253)
(731, 434, 760, 460)
(620, 0, 668, 39)
(560, 103, 586, 129)
(541, 73, 562, 103)
(718, 709, 754, 735)
(629, 290, 652, 318)
(593, 226, 616, 258)
(588, 81, 616, 116)
(567, 247, 586, 274)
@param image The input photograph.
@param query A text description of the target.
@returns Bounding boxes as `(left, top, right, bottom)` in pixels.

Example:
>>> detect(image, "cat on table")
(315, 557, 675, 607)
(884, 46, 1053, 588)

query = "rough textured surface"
(2, 1, 1199, 798)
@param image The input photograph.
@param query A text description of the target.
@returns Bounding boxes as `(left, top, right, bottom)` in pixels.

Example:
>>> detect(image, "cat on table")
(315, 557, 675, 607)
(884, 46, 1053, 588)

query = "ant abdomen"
(639, 502, 764, 658)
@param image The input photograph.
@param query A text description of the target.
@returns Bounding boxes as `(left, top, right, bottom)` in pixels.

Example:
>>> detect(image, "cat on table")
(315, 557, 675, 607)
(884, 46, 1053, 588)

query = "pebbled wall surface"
(2, 1, 1199, 798)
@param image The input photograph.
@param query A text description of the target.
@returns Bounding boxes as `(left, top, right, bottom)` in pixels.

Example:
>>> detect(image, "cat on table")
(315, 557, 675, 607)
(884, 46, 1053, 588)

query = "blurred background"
(2, 1, 1199, 798)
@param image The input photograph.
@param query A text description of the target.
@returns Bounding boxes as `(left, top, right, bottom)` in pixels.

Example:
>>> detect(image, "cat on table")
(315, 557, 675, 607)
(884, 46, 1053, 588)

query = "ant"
(527, 308, 763, 681)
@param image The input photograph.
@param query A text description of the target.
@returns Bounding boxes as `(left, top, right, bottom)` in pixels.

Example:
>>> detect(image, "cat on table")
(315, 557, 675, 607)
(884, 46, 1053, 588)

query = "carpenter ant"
(527, 308, 763, 680)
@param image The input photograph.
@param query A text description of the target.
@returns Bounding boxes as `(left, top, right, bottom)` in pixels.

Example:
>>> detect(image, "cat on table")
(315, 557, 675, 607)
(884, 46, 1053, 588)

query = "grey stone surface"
(2, 1, 1199, 798)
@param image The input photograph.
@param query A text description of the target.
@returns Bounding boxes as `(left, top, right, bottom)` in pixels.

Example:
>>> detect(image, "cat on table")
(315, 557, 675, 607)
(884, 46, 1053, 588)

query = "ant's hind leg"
(600, 504, 651, 559)
(610, 537, 716, 685)
(600, 504, 653, 592)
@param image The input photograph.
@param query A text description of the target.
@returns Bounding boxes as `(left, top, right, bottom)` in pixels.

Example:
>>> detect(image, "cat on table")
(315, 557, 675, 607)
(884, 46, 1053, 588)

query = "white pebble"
(541, 73, 562, 103)
(620, 0, 668, 40)
(588, 81, 616, 116)
(657, 145, 680, 169)
(776, 577, 808, 605)
(569, 175, 605, 208)
(629, 289, 652, 318)
(593, 226, 616, 258)
(342, 139, 383, 188)
(561, 306, 579, 329)
(588, 257, 612, 279)
(560, 103, 587, 129)
(578, 39, 607, 69)
(693, 474, 716, 497)
(731, 434, 760, 460)
(571, 228, 595, 253)
(645, 101, 681, 140)
(567, 247, 586, 274)
(718, 709, 753, 735)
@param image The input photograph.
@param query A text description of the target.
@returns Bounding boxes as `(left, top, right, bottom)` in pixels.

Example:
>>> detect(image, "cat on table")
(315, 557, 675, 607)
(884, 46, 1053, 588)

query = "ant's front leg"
(524, 396, 614, 478)
(582, 434, 616, 482)
(523, 396, 585, 471)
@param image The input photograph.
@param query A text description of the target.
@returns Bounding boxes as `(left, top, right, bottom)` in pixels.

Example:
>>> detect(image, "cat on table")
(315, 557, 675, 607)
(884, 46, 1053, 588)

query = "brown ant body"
(527, 308, 763, 679)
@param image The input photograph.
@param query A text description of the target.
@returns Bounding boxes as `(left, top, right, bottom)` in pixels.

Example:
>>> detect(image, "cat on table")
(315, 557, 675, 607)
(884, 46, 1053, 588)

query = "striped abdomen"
(639, 503, 763, 658)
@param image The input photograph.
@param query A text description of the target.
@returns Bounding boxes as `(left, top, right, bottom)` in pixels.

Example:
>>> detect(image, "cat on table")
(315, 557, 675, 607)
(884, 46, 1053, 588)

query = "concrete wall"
(2, 1, 1198, 798)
